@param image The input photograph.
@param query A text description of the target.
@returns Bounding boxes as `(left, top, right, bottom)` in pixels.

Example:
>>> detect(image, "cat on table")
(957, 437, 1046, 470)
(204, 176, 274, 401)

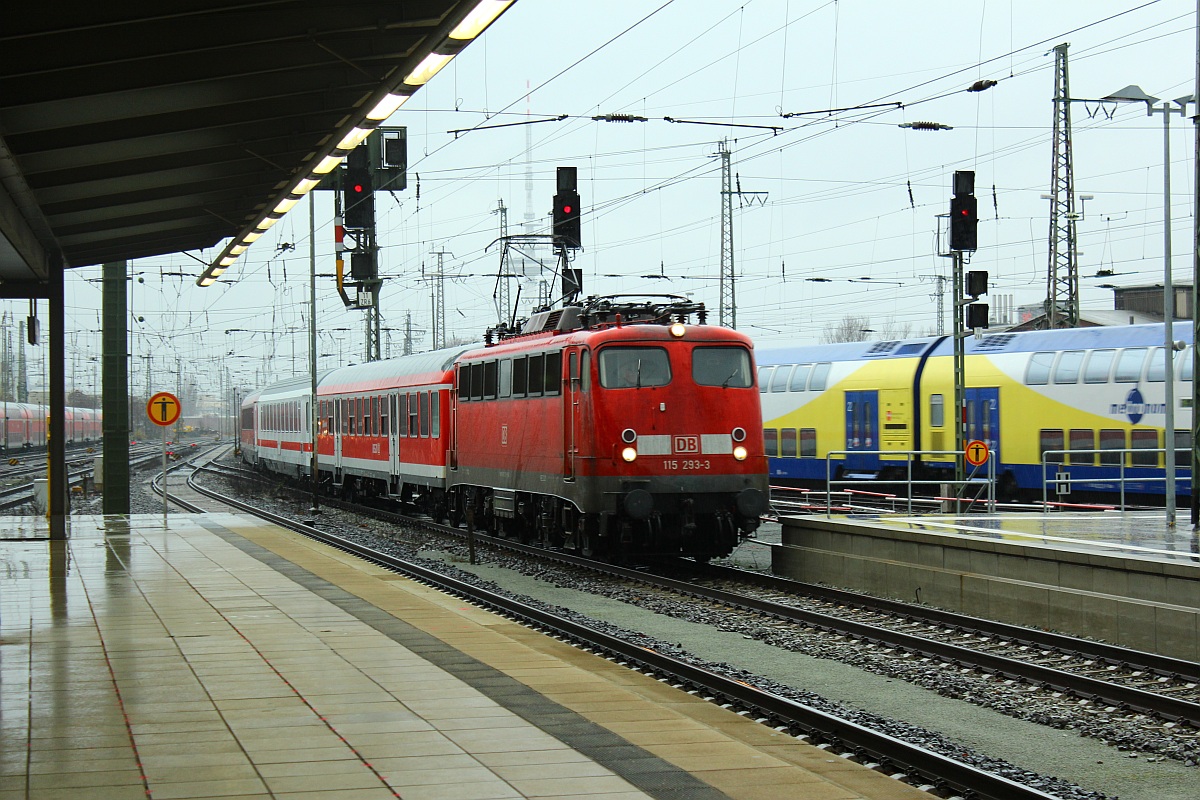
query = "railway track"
(171, 458, 1186, 799)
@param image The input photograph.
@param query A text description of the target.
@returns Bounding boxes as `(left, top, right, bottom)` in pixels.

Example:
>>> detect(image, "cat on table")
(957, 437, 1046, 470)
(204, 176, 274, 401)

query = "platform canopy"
(0, 0, 512, 291)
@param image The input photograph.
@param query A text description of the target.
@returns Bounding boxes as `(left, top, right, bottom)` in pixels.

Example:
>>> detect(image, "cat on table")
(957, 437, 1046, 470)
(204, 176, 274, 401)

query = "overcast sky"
(11, 0, 1198, 397)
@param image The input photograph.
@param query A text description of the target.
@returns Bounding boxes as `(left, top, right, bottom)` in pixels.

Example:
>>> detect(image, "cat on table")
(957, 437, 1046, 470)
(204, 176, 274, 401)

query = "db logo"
(673, 435, 700, 454)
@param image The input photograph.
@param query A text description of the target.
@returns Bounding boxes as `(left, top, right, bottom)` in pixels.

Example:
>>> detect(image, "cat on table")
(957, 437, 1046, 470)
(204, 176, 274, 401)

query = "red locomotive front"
(450, 296, 768, 560)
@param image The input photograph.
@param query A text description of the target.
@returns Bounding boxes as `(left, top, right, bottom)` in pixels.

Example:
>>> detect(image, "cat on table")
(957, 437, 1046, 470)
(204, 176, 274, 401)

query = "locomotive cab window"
(600, 347, 671, 388)
(693, 346, 751, 388)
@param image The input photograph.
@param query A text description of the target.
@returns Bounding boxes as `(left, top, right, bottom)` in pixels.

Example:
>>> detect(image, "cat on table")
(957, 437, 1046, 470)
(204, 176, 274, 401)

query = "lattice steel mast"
(1045, 43, 1080, 329)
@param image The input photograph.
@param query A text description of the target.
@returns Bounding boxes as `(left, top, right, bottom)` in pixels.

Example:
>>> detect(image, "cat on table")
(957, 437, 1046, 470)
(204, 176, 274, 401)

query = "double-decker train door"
(964, 387, 1000, 469)
(844, 390, 879, 472)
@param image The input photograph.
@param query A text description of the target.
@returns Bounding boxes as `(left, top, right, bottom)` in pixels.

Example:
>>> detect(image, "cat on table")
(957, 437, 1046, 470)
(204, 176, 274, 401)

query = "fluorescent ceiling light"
(450, 0, 513, 40)
(255, 216, 280, 232)
(229, 244, 248, 255)
(198, 275, 217, 287)
(336, 127, 373, 151)
(241, 231, 263, 243)
(367, 93, 410, 121)
(293, 177, 321, 194)
(404, 52, 453, 86)
(274, 196, 300, 215)
(312, 155, 344, 175)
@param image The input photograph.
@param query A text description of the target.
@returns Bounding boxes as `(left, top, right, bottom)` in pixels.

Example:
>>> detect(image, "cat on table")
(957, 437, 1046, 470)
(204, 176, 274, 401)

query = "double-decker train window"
(1053, 350, 1083, 384)
(1181, 347, 1194, 381)
(763, 428, 779, 456)
(929, 394, 944, 427)
(1039, 429, 1064, 463)
(528, 354, 545, 396)
(1099, 429, 1125, 465)
(1131, 429, 1158, 466)
(757, 366, 773, 392)
(809, 363, 831, 391)
(781, 428, 797, 457)
(692, 346, 748, 388)
(1068, 429, 1095, 465)
(1025, 352, 1054, 385)
(800, 428, 817, 457)
(1115, 348, 1147, 383)
(770, 365, 793, 392)
(1084, 349, 1115, 384)
(1147, 348, 1166, 382)
(789, 364, 811, 392)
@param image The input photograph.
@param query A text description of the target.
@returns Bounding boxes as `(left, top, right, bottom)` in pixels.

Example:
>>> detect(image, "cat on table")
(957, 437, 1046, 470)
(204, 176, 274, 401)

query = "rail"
(824, 449, 995, 517)
(1040, 447, 1193, 510)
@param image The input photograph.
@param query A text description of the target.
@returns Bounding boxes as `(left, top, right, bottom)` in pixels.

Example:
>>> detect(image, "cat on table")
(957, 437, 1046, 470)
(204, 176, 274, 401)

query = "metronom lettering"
(1110, 402, 1167, 415)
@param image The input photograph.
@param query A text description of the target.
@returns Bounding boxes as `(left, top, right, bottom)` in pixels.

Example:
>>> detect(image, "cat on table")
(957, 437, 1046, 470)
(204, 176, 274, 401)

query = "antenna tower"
(1044, 43, 1080, 328)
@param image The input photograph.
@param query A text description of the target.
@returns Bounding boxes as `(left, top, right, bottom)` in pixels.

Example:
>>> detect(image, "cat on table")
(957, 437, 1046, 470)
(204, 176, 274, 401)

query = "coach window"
(1131, 429, 1158, 466)
(528, 354, 545, 396)
(1053, 350, 1083, 384)
(380, 397, 389, 436)
(692, 347, 749, 388)
(419, 391, 431, 437)
(544, 350, 562, 395)
(769, 365, 793, 392)
(781, 428, 798, 457)
(1068, 429, 1095, 465)
(482, 362, 496, 400)
(810, 363, 831, 391)
(929, 394, 944, 428)
(757, 366, 774, 392)
(1040, 429, 1064, 463)
(763, 428, 779, 457)
(431, 391, 441, 437)
(398, 394, 408, 437)
(1084, 349, 1115, 384)
(1025, 351, 1054, 385)
(340, 400, 348, 434)
(499, 359, 512, 398)
(789, 364, 811, 392)
(1099, 429, 1125, 466)
(408, 393, 419, 436)
(800, 428, 817, 457)
(512, 356, 527, 397)
(1115, 348, 1147, 382)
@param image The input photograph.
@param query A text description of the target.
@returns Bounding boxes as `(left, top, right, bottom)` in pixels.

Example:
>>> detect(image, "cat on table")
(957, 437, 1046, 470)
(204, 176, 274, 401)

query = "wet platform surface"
(833, 511, 1200, 566)
(1, 513, 929, 800)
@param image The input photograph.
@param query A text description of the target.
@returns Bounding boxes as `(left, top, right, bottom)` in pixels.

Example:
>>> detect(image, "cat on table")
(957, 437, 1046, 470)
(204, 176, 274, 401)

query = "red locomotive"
(242, 296, 769, 560)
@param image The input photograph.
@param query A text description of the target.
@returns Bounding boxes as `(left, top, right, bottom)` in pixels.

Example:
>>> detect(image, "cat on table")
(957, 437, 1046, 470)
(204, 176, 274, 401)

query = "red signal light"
(352, 183, 365, 194)
(562, 204, 573, 214)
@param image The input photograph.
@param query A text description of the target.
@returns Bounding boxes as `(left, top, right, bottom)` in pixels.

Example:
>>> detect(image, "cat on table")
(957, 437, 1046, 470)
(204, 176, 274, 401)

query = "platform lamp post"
(1102, 85, 1195, 526)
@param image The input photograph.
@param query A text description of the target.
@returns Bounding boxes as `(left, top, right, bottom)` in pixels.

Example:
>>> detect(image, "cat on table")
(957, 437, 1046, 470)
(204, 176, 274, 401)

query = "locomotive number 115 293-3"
(663, 459, 711, 470)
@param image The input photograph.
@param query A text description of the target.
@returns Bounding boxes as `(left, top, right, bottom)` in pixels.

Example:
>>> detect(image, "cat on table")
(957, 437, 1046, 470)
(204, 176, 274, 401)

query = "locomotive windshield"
(599, 347, 671, 388)
(693, 346, 753, 388)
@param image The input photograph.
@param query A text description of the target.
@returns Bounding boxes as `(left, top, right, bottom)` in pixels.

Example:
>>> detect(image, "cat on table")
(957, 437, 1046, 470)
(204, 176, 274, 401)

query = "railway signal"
(553, 166, 581, 249)
(949, 175, 978, 251)
(342, 146, 374, 229)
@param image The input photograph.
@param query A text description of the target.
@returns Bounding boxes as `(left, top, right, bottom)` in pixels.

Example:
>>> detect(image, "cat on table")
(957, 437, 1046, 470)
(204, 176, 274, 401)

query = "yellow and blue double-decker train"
(756, 323, 1193, 502)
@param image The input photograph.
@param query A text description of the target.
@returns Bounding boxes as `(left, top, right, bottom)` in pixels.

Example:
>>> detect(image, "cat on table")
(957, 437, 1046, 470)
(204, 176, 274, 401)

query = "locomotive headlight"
(733, 445, 748, 461)
(669, 322, 686, 338)
(621, 446, 638, 462)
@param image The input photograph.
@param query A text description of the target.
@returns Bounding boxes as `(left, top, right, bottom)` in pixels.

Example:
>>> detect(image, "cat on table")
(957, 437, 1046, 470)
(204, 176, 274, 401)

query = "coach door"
(965, 387, 1000, 469)
(333, 397, 343, 472)
(388, 394, 400, 479)
(844, 390, 879, 472)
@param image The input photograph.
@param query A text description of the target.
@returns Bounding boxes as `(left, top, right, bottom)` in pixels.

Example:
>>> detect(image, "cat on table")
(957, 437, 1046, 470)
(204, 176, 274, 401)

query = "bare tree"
(820, 315, 913, 344)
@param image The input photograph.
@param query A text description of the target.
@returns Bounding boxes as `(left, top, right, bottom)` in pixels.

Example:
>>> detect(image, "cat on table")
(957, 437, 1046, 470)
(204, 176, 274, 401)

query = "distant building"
(1006, 284, 1192, 331)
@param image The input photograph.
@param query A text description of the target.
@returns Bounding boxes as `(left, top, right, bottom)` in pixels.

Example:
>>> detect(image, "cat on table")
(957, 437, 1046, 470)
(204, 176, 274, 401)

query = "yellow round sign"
(965, 439, 990, 467)
(147, 391, 181, 427)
